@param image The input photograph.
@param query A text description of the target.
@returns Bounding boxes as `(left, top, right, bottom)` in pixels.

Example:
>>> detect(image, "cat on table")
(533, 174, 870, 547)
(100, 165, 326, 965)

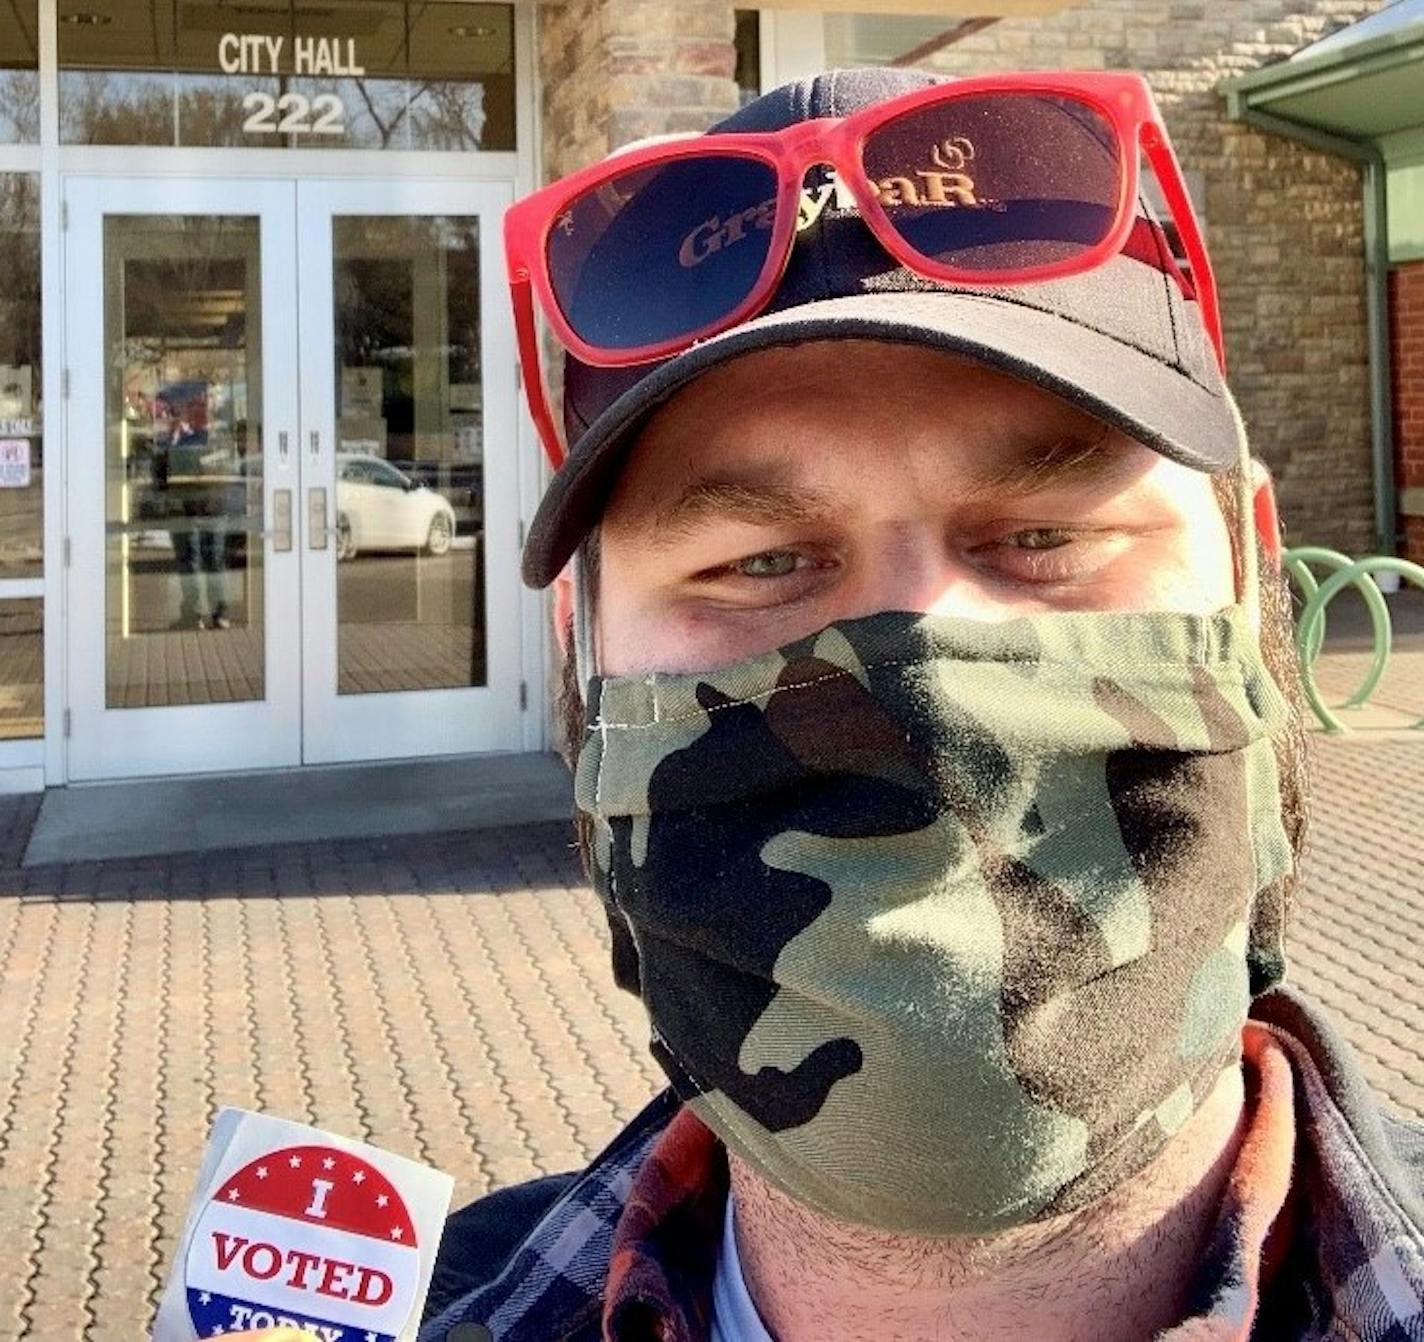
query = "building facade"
(0, 0, 1413, 794)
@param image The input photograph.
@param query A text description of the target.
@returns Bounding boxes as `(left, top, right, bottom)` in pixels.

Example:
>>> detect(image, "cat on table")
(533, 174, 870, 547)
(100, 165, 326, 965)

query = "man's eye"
(733, 550, 803, 578)
(1009, 528, 1075, 551)
(969, 527, 1106, 584)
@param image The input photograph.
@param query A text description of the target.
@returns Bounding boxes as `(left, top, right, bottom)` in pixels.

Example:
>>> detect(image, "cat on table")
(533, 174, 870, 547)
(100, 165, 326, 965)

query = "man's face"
(595, 340, 1236, 676)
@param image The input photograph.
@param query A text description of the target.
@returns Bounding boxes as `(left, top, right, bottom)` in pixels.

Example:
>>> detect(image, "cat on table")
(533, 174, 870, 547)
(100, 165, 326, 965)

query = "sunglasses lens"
(861, 92, 1121, 273)
(547, 153, 780, 352)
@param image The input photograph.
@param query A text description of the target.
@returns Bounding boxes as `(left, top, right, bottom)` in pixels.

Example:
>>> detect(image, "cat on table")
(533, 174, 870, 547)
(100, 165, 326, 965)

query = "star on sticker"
(289, 1154, 302, 1168)
(376, 1193, 389, 1208)
(352, 1170, 366, 1184)
(255, 1166, 267, 1180)
(366, 1333, 378, 1342)
(210, 1327, 226, 1337)
(225, 1188, 240, 1201)
(390, 1225, 403, 1240)
(199, 1292, 211, 1306)
(322, 1156, 335, 1170)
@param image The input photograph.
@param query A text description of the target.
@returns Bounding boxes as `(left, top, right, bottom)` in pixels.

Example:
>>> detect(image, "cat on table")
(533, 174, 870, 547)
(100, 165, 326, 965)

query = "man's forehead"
(605, 341, 1165, 532)
(636, 340, 1117, 452)
(664, 425, 1123, 489)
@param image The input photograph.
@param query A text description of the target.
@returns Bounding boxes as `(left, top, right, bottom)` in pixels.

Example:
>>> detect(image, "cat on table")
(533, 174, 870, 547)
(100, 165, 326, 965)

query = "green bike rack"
(1283, 547, 1424, 733)
(1284, 548, 1393, 706)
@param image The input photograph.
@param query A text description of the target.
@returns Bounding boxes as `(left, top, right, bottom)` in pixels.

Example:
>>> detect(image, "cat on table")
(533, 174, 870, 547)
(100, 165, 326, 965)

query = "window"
(0, 598, 41, 739)
(1388, 160, 1424, 264)
(59, 0, 516, 150)
(341, 459, 379, 484)
(369, 460, 409, 489)
(0, 174, 41, 581)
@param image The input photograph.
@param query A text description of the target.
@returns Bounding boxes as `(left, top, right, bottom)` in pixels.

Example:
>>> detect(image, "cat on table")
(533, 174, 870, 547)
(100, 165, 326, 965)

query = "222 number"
(242, 92, 344, 137)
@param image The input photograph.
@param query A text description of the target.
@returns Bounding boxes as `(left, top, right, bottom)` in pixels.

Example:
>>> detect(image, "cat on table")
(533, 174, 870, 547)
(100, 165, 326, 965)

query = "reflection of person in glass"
(152, 381, 233, 631)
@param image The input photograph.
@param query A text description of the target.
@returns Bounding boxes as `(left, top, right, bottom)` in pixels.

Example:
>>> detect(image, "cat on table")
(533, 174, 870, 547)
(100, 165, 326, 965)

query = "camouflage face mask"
(574, 604, 1294, 1235)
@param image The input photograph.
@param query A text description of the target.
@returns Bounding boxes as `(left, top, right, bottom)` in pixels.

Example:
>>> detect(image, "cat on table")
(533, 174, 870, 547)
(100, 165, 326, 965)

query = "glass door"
(65, 176, 523, 780)
(296, 179, 522, 765)
(65, 178, 302, 780)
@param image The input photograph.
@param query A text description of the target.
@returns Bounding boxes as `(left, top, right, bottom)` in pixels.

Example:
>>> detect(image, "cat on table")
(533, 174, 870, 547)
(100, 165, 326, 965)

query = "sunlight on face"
(596, 341, 1235, 676)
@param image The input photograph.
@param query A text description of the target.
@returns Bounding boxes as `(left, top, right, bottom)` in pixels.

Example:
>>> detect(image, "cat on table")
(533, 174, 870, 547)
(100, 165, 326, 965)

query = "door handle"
(271, 488, 293, 551)
(308, 487, 328, 550)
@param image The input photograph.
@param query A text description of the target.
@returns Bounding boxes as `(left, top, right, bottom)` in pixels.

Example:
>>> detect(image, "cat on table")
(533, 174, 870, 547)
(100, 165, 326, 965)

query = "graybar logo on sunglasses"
(678, 137, 993, 270)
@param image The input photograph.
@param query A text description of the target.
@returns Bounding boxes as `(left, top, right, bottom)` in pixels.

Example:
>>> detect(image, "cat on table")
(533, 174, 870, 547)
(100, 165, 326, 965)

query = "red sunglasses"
(505, 71, 1222, 468)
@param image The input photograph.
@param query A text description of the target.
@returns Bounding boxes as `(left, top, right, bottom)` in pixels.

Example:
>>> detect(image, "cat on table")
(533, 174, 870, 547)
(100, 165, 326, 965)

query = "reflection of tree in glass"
(0, 177, 41, 379)
(0, 72, 38, 143)
(349, 77, 429, 149)
(60, 67, 498, 151)
(61, 71, 276, 147)
(318, 77, 491, 150)
(410, 82, 489, 151)
(59, 72, 175, 146)
(178, 77, 276, 146)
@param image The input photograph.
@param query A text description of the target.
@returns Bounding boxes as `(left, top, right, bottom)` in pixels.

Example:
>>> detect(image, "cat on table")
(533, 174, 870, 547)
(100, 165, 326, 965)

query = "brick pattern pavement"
(0, 823, 665, 1339)
(1295, 638, 1424, 1121)
(1295, 738, 1424, 1118)
(1310, 637, 1424, 731)
(0, 733, 1420, 1337)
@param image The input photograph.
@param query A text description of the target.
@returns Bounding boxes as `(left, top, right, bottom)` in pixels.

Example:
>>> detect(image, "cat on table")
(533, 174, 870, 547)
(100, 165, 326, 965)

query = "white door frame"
(295, 176, 524, 765)
(63, 176, 304, 781)
(33, 0, 546, 787)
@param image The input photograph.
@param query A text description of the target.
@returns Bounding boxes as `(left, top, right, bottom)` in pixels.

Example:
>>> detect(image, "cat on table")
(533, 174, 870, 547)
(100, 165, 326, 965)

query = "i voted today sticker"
(186, 1144, 420, 1339)
(153, 1111, 454, 1342)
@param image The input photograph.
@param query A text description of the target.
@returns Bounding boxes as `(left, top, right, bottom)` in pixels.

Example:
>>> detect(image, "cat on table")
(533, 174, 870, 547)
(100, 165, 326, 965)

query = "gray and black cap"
(522, 66, 1233, 590)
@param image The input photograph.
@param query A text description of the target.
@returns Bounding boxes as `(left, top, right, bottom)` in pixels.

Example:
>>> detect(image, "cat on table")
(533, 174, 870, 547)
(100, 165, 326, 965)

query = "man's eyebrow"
(964, 428, 1128, 502)
(650, 475, 840, 539)
(645, 428, 1132, 541)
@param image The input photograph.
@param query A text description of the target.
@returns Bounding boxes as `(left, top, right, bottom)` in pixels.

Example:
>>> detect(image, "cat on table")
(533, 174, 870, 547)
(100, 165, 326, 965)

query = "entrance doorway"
(63, 175, 522, 780)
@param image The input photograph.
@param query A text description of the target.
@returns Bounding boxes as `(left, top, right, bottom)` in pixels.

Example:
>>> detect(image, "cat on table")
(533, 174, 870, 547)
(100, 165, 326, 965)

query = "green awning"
(1223, 0, 1424, 140)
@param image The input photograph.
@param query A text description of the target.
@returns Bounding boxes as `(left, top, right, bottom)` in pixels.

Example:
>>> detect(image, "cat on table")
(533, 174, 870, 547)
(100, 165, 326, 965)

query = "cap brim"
(523, 288, 1236, 588)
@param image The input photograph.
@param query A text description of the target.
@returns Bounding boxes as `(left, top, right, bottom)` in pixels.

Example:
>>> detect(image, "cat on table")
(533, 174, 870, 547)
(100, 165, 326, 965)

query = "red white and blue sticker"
(184, 1143, 420, 1341)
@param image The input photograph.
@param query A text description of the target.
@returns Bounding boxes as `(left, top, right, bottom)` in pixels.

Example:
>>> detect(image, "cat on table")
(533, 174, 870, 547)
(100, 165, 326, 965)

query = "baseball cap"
(521, 66, 1234, 589)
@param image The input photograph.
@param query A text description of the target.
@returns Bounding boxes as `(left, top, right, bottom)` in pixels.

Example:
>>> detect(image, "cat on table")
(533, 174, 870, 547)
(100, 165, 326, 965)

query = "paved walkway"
(0, 628, 1420, 1338)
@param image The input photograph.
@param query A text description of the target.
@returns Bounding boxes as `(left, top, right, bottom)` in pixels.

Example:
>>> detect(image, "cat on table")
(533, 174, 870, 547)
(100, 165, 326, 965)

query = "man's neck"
(728, 1063, 1247, 1342)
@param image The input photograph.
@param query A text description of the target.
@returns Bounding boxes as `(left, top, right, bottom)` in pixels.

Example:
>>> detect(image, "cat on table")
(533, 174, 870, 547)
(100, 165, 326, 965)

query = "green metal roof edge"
(1221, 13, 1424, 110)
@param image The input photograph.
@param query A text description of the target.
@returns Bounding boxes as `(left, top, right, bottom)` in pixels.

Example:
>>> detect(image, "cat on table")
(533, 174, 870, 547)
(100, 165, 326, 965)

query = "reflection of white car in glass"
(335, 452, 455, 561)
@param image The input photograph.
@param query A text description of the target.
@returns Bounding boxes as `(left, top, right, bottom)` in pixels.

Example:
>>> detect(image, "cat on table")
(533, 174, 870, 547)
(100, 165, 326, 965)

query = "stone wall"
(1390, 261, 1424, 563)
(538, 0, 612, 182)
(538, 0, 739, 182)
(920, 0, 1393, 555)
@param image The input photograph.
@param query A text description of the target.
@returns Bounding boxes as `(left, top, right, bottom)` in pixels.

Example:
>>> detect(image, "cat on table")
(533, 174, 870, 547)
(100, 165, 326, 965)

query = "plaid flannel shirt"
(420, 986, 1424, 1342)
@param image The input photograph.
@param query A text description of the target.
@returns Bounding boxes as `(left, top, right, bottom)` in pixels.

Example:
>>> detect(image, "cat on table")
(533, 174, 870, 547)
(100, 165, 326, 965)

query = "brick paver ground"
(0, 822, 668, 1339)
(0, 641, 1419, 1339)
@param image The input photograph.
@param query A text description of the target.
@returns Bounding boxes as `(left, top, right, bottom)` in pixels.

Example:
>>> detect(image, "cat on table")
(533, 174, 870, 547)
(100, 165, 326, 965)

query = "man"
(152, 380, 236, 631)
(229, 66, 1424, 1342)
